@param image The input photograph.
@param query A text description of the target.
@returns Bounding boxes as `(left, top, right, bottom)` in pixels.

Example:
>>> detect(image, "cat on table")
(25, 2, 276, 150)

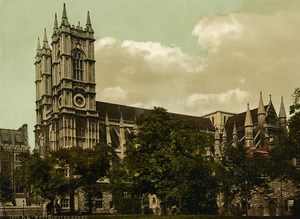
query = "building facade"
(0, 124, 30, 206)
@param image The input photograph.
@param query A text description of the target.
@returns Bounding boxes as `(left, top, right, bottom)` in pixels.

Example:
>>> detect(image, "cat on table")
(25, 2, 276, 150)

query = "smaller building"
(0, 124, 30, 207)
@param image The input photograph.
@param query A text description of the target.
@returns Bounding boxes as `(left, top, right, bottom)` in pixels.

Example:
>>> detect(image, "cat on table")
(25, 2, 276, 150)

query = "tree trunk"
(160, 201, 167, 216)
(88, 194, 93, 214)
(70, 189, 75, 213)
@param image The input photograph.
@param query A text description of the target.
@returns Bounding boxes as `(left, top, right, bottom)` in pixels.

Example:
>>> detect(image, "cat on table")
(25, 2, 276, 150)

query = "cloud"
(95, 11, 300, 117)
(101, 86, 128, 104)
(184, 88, 249, 114)
(192, 14, 243, 52)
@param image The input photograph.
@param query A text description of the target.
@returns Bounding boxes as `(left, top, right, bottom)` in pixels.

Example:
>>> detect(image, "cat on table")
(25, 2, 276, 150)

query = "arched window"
(72, 51, 83, 80)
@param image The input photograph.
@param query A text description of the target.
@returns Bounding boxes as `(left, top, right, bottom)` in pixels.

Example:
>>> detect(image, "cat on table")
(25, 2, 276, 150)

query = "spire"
(36, 37, 41, 57)
(233, 122, 237, 136)
(37, 37, 41, 51)
(62, 3, 67, 19)
(86, 11, 91, 26)
(42, 29, 50, 49)
(61, 3, 70, 27)
(85, 11, 94, 33)
(244, 103, 253, 127)
(258, 91, 265, 115)
(232, 122, 238, 144)
(279, 96, 287, 119)
(53, 13, 58, 35)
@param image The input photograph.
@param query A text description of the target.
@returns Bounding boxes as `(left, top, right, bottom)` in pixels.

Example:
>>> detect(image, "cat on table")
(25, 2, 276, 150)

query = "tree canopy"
(124, 107, 217, 215)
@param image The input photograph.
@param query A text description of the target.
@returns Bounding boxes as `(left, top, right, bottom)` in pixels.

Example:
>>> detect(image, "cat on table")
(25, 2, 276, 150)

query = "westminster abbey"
(34, 4, 292, 216)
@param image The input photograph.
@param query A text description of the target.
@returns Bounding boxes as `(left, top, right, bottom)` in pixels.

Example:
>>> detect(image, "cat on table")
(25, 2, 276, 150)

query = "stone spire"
(61, 3, 70, 27)
(244, 103, 253, 127)
(244, 103, 254, 148)
(279, 96, 287, 119)
(279, 97, 287, 130)
(53, 13, 58, 35)
(233, 122, 238, 144)
(258, 91, 266, 126)
(85, 11, 94, 33)
(42, 29, 50, 49)
(36, 37, 41, 55)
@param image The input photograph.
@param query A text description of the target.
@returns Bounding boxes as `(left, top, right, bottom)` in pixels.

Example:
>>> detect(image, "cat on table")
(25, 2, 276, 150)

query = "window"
(72, 51, 83, 81)
(76, 119, 86, 138)
(212, 117, 214, 125)
(61, 198, 69, 208)
(95, 200, 103, 209)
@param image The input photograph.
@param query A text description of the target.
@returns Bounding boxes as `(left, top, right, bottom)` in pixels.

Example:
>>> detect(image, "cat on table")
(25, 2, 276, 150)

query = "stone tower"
(34, 4, 100, 155)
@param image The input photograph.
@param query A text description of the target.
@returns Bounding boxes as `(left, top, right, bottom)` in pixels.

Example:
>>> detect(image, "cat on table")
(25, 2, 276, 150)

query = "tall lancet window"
(72, 51, 83, 80)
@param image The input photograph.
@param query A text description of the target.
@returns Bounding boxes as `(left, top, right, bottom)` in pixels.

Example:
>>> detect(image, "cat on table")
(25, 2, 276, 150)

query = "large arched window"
(72, 51, 83, 80)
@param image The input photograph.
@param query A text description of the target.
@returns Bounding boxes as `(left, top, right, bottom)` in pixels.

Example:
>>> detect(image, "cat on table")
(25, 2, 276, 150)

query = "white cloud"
(101, 86, 128, 103)
(95, 11, 300, 117)
(192, 14, 243, 52)
(185, 88, 249, 109)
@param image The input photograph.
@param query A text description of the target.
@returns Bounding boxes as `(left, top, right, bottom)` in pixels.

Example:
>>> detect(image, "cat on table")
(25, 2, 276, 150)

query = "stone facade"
(0, 124, 30, 206)
(34, 4, 296, 216)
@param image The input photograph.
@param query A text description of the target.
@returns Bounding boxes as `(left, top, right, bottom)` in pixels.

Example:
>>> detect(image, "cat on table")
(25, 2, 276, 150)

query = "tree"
(52, 143, 114, 214)
(219, 143, 269, 216)
(15, 153, 68, 215)
(124, 107, 217, 215)
(0, 173, 13, 216)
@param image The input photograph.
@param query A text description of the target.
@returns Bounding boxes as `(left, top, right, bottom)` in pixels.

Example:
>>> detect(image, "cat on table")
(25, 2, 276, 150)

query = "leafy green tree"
(219, 143, 269, 216)
(52, 143, 114, 214)
(125, 107, 217, 215)
(0, 173, 13, 216)
(15, 153, 68, 215)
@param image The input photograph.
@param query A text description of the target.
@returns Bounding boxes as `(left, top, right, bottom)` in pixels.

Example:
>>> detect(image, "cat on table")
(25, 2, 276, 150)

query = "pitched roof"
(0, 128, 26, 146)
(96, 101, 214, 131)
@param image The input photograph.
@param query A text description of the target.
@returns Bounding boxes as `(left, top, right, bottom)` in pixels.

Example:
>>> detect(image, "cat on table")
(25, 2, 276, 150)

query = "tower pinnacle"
(61, 3, 70, 27)
(86, 11, 94, 33)
(244, 103, 253, 127)
(279, 97, 287, 119)
(53, 13, 58, 35)
(42, 29, 50, 49)
(258, 91, 265, 115)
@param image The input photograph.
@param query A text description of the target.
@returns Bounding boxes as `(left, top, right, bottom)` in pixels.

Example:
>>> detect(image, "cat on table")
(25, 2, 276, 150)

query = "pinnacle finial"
(62, 3, 68, 19)
(61, 3, 70, 27)
(86, 11, 92, 26)
(43, 28, 48, 43)
(245, 102, 253, 127)
(37, 37, 41, 50)
(42, 29, 50, 50)
(279, 96, 287, 119)
(258, 91, 266, 115)
(54, 13, 58, 29)
(86, 11, 94, 33)
(233, 122, 237, 135)
(269, 94, 272, 102)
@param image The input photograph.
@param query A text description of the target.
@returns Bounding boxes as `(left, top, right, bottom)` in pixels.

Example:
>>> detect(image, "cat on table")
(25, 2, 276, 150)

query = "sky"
(1, 0, 300, 149)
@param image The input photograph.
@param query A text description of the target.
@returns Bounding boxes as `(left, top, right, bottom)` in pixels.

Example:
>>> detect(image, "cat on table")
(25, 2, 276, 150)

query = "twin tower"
(34, 4, 100, 155)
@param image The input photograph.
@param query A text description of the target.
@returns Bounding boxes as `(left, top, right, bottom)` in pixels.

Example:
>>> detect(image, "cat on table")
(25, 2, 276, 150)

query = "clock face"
(73, 94, 86, 108)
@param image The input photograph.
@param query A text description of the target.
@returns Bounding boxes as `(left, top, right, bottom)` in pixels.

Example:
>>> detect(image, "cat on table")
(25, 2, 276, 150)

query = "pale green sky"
(0, 0, 299, 149)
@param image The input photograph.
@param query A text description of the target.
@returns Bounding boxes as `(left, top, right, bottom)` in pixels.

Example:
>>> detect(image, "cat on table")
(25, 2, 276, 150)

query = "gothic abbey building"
(34, 5, 292, 215)
(34, 4, 288, 159)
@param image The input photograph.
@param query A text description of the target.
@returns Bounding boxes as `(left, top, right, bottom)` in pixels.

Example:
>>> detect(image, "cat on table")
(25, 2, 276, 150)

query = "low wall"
(0, 206, 42, 217)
